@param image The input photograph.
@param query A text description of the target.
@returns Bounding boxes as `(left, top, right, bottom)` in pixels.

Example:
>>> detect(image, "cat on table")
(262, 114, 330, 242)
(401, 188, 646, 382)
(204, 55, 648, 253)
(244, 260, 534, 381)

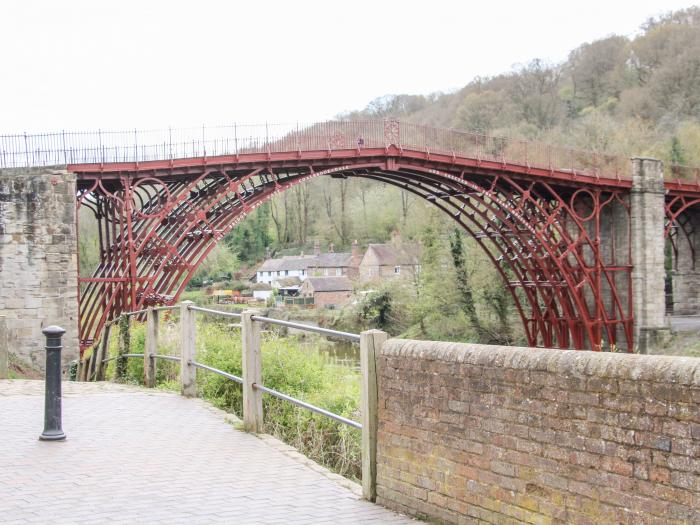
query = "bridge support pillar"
(671, 211, 700, 315)
(631, 158, 671, 353)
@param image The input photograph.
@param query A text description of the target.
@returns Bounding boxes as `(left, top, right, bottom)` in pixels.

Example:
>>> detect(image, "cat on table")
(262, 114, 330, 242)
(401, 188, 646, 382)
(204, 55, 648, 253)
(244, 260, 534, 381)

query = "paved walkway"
(0, 380, 415, 524)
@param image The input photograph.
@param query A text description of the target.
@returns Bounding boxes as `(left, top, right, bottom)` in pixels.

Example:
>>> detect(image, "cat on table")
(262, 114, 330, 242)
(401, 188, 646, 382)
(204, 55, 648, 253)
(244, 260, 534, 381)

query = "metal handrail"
(153, 354, 181, 363)
(253, 382, 362, 430)
(190, 361, 243, 384)
(250, 315, 360, 342)
(125, 309, 148, 317)
(101, 353, 143, 364)
(187, 305, 242, 318)
(100, 305, 362, 429)
(153, 305, 178, 312)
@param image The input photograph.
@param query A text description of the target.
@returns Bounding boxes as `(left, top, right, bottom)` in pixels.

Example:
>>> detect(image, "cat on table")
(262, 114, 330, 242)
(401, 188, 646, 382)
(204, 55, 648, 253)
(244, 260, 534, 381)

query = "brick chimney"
(351, 239, 359, 259)
(329, 243, 335, 253)
(314, 239, 321, 256)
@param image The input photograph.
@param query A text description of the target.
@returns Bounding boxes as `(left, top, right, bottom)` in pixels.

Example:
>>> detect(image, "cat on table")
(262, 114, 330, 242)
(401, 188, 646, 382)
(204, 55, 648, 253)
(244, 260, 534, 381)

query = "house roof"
(313, 252, 352, 268)
(366, 243, 421, 266)
(304, 276, 353, 292)
(257, 255, 317, 272)
(257, 250, 359, 274)
(273, 276, 302, 288)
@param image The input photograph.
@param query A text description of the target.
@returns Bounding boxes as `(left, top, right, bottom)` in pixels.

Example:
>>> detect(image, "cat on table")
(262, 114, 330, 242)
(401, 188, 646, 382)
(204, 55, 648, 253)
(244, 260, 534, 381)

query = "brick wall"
(314, 290, 351, 308)
(377, 339, 700, 524)
(0, 168, 79, 368)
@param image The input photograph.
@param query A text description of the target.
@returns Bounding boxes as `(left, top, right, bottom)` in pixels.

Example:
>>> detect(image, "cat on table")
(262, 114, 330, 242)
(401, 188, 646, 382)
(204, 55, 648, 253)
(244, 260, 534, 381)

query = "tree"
(449, 229, 481, 332)
(224, 202, 271, 264)
(323, 179, 350, 245)
(568, 36, 629, 111)
(670, 135, 686, 165)
(509, 59, 565, 130)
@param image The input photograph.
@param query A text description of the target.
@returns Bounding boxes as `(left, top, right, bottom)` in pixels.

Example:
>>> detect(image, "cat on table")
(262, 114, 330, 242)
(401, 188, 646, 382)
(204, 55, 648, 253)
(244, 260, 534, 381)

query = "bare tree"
(293, 184, 312, 245)
(400, 190, 411, 225)
(323, 179, 350, 245)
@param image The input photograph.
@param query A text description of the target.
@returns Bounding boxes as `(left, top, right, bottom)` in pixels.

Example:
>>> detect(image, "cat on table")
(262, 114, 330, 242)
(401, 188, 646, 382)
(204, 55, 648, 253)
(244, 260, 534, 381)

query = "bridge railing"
(4, 120, 697, 184)
(97, 300, 386, 501)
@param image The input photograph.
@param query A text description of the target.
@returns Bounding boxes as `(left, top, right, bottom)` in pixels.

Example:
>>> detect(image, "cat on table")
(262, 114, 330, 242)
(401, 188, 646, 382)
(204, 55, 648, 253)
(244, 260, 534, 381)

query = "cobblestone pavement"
(0, 380, 416, 524)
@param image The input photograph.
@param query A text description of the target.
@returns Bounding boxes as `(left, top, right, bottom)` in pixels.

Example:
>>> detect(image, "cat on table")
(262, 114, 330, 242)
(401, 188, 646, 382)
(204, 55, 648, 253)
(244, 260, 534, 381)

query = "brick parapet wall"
(0, 168, 79, 368)
(377, 339, 700, 524)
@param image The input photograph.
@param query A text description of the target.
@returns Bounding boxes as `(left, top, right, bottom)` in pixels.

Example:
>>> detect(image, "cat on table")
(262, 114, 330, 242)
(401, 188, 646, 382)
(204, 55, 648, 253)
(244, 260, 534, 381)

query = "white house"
(255, 255, 317, 284)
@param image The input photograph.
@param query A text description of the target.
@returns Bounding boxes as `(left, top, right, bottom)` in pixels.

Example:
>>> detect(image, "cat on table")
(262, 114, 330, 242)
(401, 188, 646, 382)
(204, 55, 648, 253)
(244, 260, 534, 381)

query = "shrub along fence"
(97, 300, 386, 502)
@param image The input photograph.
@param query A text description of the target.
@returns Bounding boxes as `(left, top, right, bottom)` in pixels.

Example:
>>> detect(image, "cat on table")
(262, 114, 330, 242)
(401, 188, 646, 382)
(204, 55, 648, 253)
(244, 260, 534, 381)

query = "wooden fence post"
(144, 308, 159, 388)
(116, 314, 130, 380)
(95, 325, 110, 381)
(180, 301, 196, 397)
(0, 316, 8, 379)
(242, 309, 263, 433)
(360, 329, 387, 502)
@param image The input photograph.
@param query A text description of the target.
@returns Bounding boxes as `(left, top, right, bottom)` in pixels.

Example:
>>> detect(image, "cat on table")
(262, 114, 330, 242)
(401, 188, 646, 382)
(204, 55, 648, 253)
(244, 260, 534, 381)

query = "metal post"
(23, 132, 29, 167)
(360, 329, 387, 501)
(242, 309, 263, 433)
(180, 301, 196, 397)
(40, 326, 66, 441)
(144, 308, 159, 388)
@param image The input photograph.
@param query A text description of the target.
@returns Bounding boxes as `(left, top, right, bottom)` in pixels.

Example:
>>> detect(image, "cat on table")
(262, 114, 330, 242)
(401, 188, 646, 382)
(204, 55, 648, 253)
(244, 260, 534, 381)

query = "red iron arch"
(73, 149, 633, 353)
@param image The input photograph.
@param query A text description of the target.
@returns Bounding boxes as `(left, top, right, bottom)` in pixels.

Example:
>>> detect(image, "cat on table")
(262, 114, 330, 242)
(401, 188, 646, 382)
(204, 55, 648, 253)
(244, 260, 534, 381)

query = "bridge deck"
(0, 380, 415, 524)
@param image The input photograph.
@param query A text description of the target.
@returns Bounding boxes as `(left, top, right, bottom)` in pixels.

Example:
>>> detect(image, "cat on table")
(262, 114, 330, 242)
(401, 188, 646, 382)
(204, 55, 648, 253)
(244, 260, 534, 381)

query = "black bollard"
(39, 325, 66, 441)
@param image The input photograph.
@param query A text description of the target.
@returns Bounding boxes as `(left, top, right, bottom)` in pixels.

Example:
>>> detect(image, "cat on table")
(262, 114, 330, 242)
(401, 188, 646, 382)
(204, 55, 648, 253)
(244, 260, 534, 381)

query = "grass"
(105, 317, 363, 480)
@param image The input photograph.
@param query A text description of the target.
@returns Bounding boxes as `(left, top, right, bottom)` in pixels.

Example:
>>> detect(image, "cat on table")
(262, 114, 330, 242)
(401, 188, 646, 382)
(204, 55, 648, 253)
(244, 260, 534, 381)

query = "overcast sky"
(0, 0, 696, 133)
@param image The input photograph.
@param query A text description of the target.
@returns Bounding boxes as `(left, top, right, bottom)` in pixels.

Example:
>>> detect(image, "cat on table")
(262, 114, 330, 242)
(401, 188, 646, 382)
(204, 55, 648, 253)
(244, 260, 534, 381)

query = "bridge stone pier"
(630, 158, 671, 352)
(670, 203, 700, 315)
(0, 168, 79, 369)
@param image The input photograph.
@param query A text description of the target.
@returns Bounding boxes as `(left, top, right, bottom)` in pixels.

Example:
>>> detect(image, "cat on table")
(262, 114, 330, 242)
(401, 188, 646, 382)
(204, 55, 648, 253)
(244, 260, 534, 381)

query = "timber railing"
(95, 300, 386, 501)
(3, 119, 698, 183)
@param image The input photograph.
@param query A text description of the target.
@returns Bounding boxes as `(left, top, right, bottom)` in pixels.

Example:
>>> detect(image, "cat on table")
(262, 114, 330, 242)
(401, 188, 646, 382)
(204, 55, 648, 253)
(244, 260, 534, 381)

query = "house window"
(336, 268, 342, 276)
(301, 269, 306, 275)
(394, 266, 401, 275)
(285, 270, 289, 276)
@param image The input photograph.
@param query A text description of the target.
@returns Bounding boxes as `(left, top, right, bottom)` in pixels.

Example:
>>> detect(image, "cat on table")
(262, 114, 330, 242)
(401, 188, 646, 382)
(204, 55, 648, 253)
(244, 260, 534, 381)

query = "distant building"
(255, 240, 362, 284)
(359, 231, 421, 280)
(308, 240, 362, 278)
(249, 282, 273, 301)
(255, 255, 317, 284)
(272, 276, 302, 297)
(299, 276, 353, 309)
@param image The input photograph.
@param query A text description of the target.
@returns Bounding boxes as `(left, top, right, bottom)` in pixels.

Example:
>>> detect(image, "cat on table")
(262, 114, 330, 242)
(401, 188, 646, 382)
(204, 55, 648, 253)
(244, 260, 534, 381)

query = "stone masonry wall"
(630, 157, 669, 351)
(672, 210, 700, 315)
(0, 168, 79, 368)
(377, 339, 700, 524)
